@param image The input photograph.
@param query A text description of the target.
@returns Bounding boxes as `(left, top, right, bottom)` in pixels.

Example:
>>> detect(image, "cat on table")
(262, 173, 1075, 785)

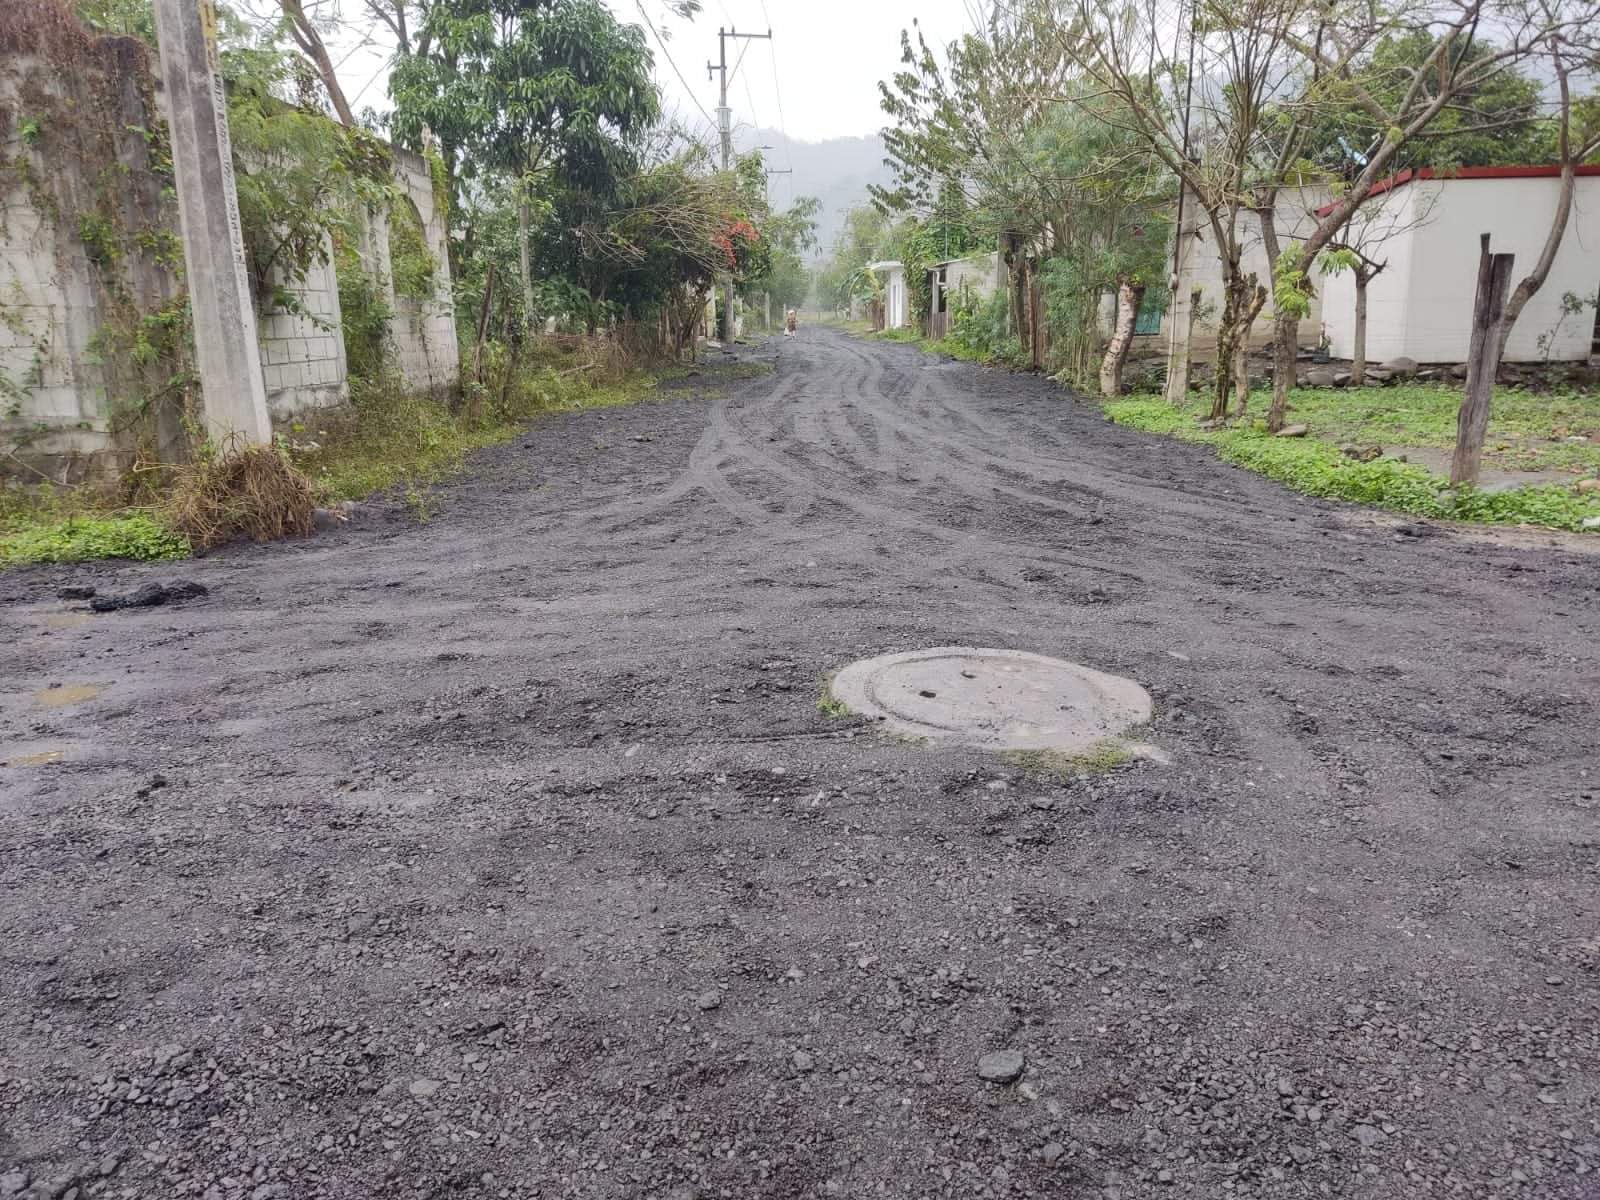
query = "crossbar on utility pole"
(152, 0, 273, 446)
(707, 25, 771, 342)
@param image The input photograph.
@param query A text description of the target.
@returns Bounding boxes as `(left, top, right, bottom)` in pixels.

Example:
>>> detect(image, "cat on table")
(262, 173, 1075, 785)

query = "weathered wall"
(1322, 175, 1600, 363)
(257, 236, 349, 417)
(1152, 185, 1332, 355)
(386, 148, 458, 396)
(0, 9, 458, 480)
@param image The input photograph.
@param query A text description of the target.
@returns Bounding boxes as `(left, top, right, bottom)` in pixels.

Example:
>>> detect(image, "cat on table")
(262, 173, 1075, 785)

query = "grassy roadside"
(0, 356, 719, 568)
(1105, 398, 1600, 533)
(837, 323, 1600, 534)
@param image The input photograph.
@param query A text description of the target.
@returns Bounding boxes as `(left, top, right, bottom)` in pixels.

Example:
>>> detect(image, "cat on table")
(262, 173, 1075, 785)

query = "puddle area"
(33, 684, 103, 708)
(5, 750, 64, 767)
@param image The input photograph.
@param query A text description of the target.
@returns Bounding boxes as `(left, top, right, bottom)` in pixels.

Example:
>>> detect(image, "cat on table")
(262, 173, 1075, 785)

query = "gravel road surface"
(3, 327, 1597, 1199)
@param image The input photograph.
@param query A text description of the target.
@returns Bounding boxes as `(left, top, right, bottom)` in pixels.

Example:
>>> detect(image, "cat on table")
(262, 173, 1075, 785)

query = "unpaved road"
(2, 327, 1598, 1200)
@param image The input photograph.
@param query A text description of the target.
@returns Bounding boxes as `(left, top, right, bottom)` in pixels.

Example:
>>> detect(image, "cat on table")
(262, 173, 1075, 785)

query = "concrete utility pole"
(152, 0, 273, 446)
(708, 25, 770, 342)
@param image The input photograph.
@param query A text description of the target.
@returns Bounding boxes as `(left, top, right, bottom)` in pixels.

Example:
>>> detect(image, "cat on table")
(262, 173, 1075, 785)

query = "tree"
(276, 0, 355, 124)
(390, 0, 659, 326)
(1041, 0, 1600, 429)
(1496, 30, 1600, 360)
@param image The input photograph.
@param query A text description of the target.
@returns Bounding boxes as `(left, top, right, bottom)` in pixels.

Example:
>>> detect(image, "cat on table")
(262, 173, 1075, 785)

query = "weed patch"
(164, 443, 316, 549)
(1106, 398, 1600, 533)
(0, 511, 188, 566)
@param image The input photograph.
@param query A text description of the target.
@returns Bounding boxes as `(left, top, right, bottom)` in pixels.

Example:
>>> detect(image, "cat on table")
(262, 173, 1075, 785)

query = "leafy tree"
(390, 0, 659, 325)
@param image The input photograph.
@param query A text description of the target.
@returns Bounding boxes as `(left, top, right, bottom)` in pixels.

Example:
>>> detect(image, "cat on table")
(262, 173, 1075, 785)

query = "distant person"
(784, 308, 798, 337)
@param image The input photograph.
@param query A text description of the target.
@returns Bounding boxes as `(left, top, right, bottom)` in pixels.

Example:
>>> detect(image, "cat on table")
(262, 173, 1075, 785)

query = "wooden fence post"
(1451, 233, 1515, 487)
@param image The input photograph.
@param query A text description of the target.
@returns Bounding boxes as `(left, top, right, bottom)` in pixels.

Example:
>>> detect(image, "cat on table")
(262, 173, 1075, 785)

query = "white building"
(1144, 184, 1333, 353)
(1319, 166, 1600, 363)
(869, 260, 909, 330)
(928, 252, 1002, 338)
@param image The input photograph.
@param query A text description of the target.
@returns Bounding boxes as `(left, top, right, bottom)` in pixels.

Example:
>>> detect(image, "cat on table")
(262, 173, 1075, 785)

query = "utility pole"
(152, 0, 273, 446)
(708, 25, 770, 342)
(763, 166, 792, 331)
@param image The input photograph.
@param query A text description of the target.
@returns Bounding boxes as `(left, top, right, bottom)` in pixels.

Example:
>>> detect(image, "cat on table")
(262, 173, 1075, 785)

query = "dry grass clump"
(164, 444, 315, 549)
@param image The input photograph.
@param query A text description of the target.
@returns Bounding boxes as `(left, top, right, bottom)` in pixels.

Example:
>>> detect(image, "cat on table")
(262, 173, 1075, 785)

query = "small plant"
(18, 116, 42, 146)
(402, 483, 439, 522)
(818, 691, 851, 718)
(0, 512, 189, 566)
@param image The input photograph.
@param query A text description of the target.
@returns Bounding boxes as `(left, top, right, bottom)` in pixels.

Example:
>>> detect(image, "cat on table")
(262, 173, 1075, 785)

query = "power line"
(634, 0, 719, 134)
(756, 0, 794, 188)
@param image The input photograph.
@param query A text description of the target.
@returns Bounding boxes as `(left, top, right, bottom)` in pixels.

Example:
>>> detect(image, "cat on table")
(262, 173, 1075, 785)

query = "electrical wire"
(634, 0, 719, 135)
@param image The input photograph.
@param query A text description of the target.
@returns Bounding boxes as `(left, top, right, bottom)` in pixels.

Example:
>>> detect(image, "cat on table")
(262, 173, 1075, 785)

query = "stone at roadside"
(408, 1078, 441, 1098)
(90, 580, 207, 613)
(1, 1172, 30, 1197)
(695, 989, 722, 1011)
(1583, 516, 1600, 529)
(1041, 1142, 1065, 1166)
(1301, 368, 1337, 388)
(1352, 1124, 1385, 1148)
(1340, 443, 1383, 462)
(977, 1049, 1025, 1084)
(1448, 362, 1469, 380)
(1274, 424, 1309, 438)
(1574, 478, 1600, 494)
(57, 586, 96, 601)
(1364, 368, 1392, 384)
(792, 1050, 815, 1072)
(1332, 371, 1351, 387)
(1381, 356, 1419, 378)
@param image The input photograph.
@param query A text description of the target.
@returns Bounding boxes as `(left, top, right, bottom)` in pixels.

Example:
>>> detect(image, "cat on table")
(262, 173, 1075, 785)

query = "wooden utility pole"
(152, 0, 273, 447)
(1451, 234, 1515, 487)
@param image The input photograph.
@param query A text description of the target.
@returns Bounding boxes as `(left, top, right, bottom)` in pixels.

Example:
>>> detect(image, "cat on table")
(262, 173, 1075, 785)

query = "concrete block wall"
(1, 30, 459, 480)
(257, 240, 349, 418)
(387, 147, 459, 397)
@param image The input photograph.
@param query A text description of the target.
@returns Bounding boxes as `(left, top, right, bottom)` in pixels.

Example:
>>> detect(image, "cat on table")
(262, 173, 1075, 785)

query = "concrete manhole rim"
(828, 645, 1157, 756)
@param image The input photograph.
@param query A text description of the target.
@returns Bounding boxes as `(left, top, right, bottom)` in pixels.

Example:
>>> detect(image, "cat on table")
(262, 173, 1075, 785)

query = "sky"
(329, 0, 984, 145)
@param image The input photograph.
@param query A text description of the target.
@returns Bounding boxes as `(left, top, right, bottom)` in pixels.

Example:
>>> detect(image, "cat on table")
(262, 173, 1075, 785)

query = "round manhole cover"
(829, 647, 1152, 753)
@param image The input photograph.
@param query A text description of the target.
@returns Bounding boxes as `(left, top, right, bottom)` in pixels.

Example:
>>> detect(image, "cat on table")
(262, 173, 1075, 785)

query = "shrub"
(164, 443, 316, 549)
(0, 512, 189, 566)
(1105, 399, 1600, 533)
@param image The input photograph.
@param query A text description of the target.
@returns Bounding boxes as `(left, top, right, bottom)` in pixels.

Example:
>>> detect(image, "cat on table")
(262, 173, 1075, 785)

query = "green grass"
(289, 365, 661, 503)
(868, 328, 926, 345)
(1264, 383, 1600, 475)
(2, 348, 681, 567)
(1106, 397, 1600, 533)
(0, 511, 190, 566)
(1003, 739, 1136, 777)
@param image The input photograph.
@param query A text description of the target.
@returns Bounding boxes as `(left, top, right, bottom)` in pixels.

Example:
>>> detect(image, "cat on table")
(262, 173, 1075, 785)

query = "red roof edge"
(1313, 164, 1600, 217)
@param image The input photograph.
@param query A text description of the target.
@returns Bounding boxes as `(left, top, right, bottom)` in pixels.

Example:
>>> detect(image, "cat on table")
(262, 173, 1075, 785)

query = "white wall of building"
(1323, 175, 1600, 363)
(1156, 185, 1333, 351)
(872, 262, 908, 329)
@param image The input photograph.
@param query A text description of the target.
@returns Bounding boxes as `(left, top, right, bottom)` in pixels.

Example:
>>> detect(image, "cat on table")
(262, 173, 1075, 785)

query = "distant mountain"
(734, 127, 894, 259)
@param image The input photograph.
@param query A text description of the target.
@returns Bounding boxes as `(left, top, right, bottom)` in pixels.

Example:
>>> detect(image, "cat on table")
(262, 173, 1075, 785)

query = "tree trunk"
(1210, 284, 1239, 421)
(280, 0, 356, 126)
(1166, 285, 1200, 404)
(1100, 281, 1144, 397)
(517, 194, 534, 331)
(1497, 159, 1577, 364)
(1266, 314, 1298, 431)
(1352, 270, 1369, 386)
(1233, 337, 1250, 418)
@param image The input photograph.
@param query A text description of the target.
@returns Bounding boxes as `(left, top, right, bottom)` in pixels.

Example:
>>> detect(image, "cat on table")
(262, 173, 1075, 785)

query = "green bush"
(1105, 398, 1600, 533)
(943, 289, 1027, 368)
(0, 512, 190, 566)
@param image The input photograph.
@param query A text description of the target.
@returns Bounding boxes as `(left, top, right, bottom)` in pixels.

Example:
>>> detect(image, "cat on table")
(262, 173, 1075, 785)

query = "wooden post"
(1451, 234, 1515, 487)
(472, 263, 495, 384)
(1029, 271, 1045, 370)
